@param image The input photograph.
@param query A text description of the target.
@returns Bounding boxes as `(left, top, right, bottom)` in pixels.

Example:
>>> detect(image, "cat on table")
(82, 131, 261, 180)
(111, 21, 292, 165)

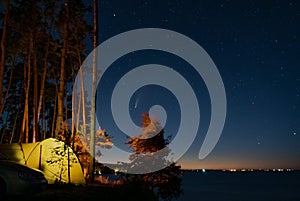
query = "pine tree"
(0, 0, 11, 117)
(126, 113, 183, 201)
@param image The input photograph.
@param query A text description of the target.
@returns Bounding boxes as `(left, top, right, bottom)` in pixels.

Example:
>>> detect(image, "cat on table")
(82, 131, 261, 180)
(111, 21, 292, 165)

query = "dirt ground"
(7, 184, 157, 201)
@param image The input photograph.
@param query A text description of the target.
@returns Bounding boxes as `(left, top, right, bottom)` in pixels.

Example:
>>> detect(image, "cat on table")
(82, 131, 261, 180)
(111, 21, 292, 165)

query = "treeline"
(0, 0, 93, 144)
(0, 3, 184, 197)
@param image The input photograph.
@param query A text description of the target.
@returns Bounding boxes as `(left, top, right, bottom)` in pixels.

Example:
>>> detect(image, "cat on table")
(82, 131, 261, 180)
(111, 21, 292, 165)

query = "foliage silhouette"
(125, 113, 183, 201)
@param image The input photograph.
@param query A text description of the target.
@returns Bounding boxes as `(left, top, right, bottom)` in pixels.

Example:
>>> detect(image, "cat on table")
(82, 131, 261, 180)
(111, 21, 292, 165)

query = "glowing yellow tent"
(0, 138, 85, 185)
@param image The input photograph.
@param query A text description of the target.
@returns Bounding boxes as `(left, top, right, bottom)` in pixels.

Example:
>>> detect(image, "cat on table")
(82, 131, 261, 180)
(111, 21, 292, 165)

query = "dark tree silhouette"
(126, 113, 183, 201)
(0, 0, 92, 144)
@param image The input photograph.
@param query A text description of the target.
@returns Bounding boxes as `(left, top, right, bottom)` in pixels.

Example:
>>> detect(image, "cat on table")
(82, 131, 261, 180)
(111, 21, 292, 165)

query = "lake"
(176, 170, 300, 201)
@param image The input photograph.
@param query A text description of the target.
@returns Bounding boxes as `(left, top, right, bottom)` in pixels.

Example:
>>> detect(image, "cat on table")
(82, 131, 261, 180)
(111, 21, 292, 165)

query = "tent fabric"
(0, 138, 85, 185)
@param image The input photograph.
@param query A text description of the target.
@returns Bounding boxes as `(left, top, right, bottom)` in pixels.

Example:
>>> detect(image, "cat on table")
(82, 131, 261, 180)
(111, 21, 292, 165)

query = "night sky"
(91, 0, 300, 169)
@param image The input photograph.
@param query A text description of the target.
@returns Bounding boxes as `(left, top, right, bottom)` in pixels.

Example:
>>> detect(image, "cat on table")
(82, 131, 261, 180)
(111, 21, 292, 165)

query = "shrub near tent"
(0, 138, 86, 185)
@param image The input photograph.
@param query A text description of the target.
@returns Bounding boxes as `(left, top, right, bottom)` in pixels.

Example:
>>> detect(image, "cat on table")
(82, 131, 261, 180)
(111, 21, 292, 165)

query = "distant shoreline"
(182, 168, 300, 172)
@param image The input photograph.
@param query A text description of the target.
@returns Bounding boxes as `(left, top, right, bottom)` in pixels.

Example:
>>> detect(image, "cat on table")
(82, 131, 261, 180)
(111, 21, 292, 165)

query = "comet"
(134, 97, 139, 108)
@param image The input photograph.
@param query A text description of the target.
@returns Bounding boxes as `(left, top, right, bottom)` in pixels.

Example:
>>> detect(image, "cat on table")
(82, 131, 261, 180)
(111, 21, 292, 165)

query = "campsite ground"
(8, 184, 156, 201)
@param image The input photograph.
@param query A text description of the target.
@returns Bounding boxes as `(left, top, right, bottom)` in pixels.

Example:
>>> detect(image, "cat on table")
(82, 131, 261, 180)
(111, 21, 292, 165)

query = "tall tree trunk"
(55, 0, 69, 138)
(37, 50, 48, 122)
(33, 43, 38, 142)
(38, 15, 54, 139)
(0, 62, 13, 116)
(0, 0, 11, 117)
(25, 49, 31, 143)
(71, 63, 75, 148)
(77, 47, 86, 139)
(51, 93, 57, 138)
(20, 49, 31, 143)
(76, 91, 81, 134)
(89, 0, 98, 183)
(43, 95, 46, 140)
(38, 38, 50, 140)
(32, 2, 39, 143)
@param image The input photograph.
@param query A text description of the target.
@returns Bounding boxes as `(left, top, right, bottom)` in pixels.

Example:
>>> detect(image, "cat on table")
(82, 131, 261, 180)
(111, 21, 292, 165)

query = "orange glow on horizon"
(178, 157, 300, 170)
